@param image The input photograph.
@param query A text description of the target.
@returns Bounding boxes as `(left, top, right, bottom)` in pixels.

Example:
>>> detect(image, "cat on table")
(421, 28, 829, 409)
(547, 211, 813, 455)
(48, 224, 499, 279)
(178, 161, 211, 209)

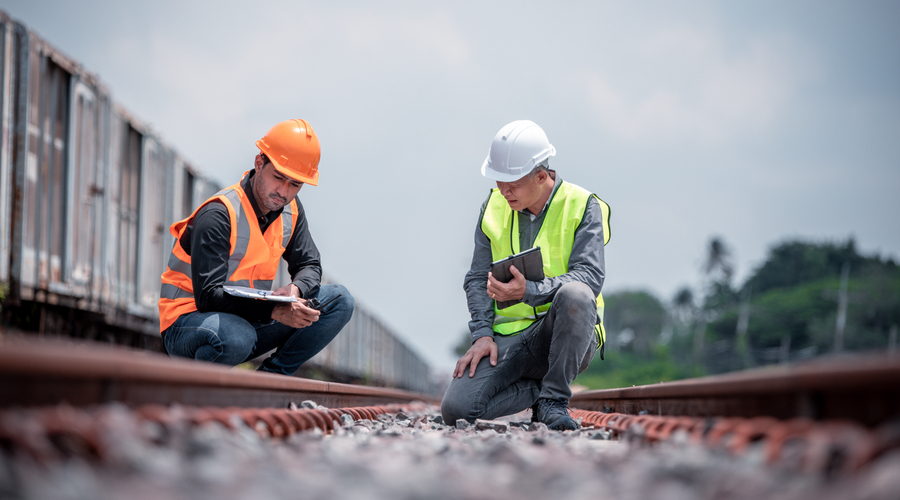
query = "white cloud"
(240, 6, 473, 85)
(338, 9, 471, 69)
(575, 26, 816, 144)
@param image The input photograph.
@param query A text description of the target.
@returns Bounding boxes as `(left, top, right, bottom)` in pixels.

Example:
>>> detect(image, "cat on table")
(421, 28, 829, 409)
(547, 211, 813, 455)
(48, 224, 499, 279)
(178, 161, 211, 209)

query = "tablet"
(490, 247, 544, 309)
(223, 285, 298, 303)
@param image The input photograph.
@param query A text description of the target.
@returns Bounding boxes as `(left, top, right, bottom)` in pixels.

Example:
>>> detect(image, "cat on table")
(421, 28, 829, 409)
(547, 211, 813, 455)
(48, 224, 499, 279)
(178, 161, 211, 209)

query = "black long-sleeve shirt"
(177, 170, 322, 323)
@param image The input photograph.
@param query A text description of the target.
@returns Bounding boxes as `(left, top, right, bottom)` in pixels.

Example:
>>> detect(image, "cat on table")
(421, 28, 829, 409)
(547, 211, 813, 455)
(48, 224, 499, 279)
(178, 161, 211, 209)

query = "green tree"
(604, 290, 667, 359)
(576, 290, 701, 390)
(575, 345, 705, 390)
(741, 239, 865, 296)
(668, 286, 700, 366)
(702, 236, 737, 310)
(707, 238, 900, 368)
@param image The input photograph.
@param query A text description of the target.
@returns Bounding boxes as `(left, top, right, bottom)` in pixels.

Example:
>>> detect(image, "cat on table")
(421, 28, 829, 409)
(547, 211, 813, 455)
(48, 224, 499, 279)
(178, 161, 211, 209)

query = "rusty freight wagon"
(0, 10, 434, 395)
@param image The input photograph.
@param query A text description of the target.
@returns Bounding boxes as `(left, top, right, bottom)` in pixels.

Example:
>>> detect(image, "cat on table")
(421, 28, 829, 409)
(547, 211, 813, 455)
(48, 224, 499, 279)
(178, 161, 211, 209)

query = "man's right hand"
(452, 336, 498, 379)
(271, 299, 320, 328)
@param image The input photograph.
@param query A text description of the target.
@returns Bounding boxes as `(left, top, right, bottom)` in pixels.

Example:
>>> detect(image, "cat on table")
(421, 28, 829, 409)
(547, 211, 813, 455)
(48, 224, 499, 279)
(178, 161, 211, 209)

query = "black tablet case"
(490, 247, 544, 309)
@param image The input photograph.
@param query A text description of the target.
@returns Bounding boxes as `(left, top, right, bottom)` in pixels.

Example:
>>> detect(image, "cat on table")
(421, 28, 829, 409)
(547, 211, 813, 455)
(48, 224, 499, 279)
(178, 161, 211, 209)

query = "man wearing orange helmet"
(158, 119, 354, 375)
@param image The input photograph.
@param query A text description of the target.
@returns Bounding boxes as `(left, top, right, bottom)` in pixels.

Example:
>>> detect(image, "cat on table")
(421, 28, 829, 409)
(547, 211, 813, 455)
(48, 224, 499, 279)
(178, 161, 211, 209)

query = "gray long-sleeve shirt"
(463, 173, 606, 343)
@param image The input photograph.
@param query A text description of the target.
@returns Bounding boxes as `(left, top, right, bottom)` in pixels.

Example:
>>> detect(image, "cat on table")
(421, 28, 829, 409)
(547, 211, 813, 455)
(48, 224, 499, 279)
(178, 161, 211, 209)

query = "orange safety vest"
(157, 172, 299, 332)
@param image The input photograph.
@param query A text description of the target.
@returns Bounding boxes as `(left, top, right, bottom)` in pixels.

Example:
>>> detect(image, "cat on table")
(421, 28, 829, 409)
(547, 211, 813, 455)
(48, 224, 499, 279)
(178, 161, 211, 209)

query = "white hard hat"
(481, 120, 556, 182)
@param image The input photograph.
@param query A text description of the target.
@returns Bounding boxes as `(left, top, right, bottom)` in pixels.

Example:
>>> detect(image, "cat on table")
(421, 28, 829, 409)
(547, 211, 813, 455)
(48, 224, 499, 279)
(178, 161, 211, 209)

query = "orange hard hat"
(255, 119, 321, 185)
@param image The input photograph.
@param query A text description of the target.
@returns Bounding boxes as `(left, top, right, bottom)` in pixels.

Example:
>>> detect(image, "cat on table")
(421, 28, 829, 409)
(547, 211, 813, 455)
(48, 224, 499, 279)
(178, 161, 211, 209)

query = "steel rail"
(571, 354, 900, 427)
(0, 336, 438, 409)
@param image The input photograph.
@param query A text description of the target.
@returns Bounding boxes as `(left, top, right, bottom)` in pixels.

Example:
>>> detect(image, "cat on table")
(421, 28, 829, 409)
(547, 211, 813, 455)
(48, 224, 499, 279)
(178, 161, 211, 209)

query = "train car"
(0, 14, 213, 347)
(0, 10, 435, 395)
(0, 13, 12, 292)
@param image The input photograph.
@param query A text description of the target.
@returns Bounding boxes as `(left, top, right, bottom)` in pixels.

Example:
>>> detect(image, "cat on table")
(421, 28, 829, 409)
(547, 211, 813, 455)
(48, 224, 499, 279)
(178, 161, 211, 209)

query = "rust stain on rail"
(0, 403, 423, 464)
(0, 337, 438, 408)
(571, 408, 900, 474)
(571, 354, 900, 426)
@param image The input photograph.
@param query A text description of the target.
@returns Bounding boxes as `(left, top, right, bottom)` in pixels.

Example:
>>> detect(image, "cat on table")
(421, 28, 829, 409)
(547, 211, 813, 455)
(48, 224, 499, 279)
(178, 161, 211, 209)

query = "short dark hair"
(526, 162, 550, 179)
(260, 153, 272, 166)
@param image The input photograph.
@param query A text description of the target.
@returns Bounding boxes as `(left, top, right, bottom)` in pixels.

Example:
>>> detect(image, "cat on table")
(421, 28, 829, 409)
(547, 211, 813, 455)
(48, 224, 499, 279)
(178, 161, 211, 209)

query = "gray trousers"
(441, 282, 598, 424)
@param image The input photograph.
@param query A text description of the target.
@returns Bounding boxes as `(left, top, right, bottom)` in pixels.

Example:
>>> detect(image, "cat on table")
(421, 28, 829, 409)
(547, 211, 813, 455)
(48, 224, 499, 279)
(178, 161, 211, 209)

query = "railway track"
(1, 335, 899, 499)
(0, 335, 436, 409)
(570, 355, 900, 426)
(567, 354, 900, 473)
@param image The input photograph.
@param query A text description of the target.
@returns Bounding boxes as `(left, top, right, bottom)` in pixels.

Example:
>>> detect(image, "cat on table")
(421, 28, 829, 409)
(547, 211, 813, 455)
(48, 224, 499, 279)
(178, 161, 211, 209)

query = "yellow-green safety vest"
(481, 181, 611, 351)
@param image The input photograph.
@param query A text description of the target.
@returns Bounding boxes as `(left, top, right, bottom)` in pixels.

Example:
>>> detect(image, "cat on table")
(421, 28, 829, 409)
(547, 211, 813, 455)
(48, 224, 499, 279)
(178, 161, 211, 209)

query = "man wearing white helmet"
(441, 120, 611, 430)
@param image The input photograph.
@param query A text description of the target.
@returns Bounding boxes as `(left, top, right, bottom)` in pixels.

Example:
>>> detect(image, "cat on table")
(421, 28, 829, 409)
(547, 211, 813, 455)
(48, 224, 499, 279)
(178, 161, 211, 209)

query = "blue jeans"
(163, 284, 354, 376)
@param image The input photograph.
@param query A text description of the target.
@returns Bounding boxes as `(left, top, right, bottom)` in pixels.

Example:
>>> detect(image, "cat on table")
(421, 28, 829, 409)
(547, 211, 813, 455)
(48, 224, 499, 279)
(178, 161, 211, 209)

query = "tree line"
(574, 238, 900, 389)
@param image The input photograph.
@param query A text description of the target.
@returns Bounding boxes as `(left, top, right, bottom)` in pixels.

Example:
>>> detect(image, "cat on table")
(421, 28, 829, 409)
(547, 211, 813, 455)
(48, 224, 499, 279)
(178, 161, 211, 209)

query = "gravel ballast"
(1, 404, 898, 500)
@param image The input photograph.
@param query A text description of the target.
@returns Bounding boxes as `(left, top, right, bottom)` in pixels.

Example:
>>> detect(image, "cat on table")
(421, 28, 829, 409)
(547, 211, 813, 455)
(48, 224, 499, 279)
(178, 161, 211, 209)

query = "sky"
(3, 0, 898, 376)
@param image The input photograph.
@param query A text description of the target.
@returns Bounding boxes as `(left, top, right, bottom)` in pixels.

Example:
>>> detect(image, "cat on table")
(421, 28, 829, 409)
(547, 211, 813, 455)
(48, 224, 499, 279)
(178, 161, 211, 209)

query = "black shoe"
(533, 398, 578, 431)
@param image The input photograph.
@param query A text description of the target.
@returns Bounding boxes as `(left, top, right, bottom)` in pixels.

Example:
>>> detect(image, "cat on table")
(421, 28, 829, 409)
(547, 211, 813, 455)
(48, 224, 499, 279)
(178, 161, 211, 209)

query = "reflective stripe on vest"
(480, 181, 610, 349)
(157, 171, 299, 332)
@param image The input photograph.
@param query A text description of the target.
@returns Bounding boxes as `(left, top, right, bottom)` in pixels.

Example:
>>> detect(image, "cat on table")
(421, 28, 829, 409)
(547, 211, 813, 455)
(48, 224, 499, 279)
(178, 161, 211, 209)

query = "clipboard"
(223, 285, 297, 303)
(490, 246, 544, 309)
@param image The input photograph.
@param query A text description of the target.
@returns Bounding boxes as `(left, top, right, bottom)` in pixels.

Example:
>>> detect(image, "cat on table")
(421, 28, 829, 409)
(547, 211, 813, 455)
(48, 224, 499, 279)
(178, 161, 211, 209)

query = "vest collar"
(241, 170, 284, 231)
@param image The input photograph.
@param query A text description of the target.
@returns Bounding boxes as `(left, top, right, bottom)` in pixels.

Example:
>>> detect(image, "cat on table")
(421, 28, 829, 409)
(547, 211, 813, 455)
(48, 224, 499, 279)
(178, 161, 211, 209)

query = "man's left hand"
(270, 284, 321, 328)
(271, 283, 301, 300)
(487, 265, 526, 303)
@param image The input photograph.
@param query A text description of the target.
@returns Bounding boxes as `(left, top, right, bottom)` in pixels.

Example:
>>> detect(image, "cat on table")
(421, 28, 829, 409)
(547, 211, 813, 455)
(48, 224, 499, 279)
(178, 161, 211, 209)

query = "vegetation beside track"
(574, 238, 900, 390)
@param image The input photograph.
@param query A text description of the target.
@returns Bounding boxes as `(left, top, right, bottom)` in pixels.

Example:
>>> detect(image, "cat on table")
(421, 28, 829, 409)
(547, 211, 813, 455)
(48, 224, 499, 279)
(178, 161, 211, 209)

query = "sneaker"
(532, 398, 578, 431)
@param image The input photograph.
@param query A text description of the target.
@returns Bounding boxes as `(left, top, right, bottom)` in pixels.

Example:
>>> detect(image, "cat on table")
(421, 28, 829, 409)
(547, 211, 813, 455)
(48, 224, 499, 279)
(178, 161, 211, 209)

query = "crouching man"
(158, 119, 354, 375)
(441, 120, 610, 430)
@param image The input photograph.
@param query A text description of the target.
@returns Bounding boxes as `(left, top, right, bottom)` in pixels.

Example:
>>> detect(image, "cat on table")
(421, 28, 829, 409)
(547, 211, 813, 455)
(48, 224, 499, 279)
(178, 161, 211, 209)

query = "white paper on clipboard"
(223, 286, 297, 302)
